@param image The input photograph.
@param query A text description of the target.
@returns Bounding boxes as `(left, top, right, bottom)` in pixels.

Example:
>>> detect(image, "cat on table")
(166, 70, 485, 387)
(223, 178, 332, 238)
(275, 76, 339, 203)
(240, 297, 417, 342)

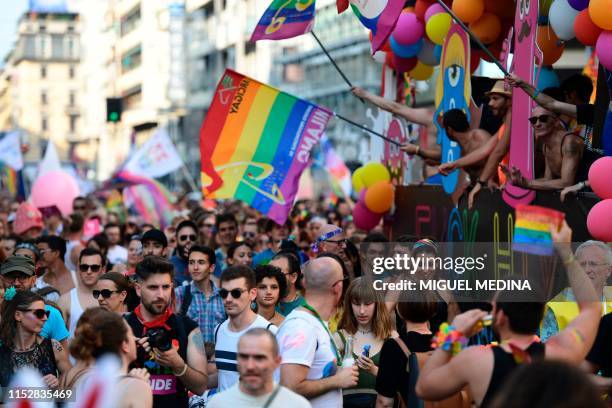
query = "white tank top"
(68, 288, 85, 338)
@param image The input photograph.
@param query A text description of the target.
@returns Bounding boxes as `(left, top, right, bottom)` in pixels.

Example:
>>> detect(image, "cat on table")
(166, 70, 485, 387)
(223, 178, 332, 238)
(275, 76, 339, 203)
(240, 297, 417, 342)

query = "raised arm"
(507, 74, 578, 118)
(352, 87, 434, 126)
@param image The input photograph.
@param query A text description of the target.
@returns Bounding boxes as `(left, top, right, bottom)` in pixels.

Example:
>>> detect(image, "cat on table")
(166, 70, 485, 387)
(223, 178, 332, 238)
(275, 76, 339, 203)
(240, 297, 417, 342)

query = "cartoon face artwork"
(503, 0, 539, 207)
(434, 23, 471, 195)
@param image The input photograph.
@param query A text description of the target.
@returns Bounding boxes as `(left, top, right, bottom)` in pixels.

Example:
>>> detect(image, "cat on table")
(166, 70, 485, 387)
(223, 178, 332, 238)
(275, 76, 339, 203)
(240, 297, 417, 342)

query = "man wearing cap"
(141, 228, 169, 257)
(0, 255, 70, 347)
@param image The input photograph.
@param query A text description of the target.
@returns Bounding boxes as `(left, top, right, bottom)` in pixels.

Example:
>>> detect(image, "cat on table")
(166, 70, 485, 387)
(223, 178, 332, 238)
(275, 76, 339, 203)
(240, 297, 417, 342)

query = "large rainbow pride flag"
(199, 69, 332, 224)
(512, 204, 565, 256)
(250, 0, 316, 42)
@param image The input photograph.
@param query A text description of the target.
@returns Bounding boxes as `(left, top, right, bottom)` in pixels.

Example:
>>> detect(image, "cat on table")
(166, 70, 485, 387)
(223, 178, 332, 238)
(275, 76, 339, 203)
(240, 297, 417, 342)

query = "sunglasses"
(79, 264, 102, 273)
(93, 289, 120, 299)
(528, 114, 550, 125)
(3, 273, 31, 282)
(219, 288, 247, 299)
(21, 308, 50, 319)
(179, 234, 197, 242)
(243, 232, 257, 238)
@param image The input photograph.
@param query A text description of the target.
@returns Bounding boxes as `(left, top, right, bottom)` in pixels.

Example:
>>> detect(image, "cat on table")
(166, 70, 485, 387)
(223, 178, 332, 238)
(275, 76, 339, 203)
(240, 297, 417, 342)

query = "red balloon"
(537, 25, 565, 65)
(470, 49, 481, 73)
(385, 52, 396, 70)
(370, 32, 392, 52)
(354, 202, 383, 231)
(415, 0, 434, 21)
(392, 54, 418, 73)
(574, 9, 603, 46)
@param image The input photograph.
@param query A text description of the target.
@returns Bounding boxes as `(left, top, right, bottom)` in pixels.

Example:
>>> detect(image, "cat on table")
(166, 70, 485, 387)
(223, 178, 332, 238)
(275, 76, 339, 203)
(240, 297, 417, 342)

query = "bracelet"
(533, 89, 540, 98)
(562, 254, 577, 266)
(415, 146, 420, 156)
(431, 323, 468, 356)
(477, 179, 486, 187)
(173, 363, 188, 377)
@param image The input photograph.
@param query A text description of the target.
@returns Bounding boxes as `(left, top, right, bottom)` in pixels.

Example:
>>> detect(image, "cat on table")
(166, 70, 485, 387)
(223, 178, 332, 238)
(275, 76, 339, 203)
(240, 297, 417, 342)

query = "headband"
(311, 228, 343, 253)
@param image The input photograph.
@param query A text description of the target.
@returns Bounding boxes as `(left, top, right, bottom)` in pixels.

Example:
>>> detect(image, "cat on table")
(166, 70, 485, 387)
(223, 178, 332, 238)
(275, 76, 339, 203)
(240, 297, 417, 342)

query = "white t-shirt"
(107, 245, 128, 265)
(208, 383, 311, 408)
(277, 310, 341, 408)
(215, 314, 278, 392)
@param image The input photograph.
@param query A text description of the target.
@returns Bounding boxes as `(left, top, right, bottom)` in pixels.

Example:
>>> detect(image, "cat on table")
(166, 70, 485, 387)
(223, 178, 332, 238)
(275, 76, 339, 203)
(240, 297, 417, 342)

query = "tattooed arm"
(51, 339, 72, 374)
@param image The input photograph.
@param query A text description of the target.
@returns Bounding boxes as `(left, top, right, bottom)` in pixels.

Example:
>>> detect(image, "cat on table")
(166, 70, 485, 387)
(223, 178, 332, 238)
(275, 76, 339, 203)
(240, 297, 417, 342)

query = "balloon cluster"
(586, 157, 612, 241)
(351, 162, 394, 231)
(548, 0, 612, 70)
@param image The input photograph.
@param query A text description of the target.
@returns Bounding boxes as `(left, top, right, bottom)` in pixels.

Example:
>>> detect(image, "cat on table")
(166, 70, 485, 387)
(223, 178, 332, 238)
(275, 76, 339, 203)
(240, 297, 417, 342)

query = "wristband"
(415, 146, 420, 156)
(477, 179, 486, 187)
(431, 323, 468, 356)
(173, 363, 188, 377)
(533, 89, 540, 98)
(562, 254, 577, 266)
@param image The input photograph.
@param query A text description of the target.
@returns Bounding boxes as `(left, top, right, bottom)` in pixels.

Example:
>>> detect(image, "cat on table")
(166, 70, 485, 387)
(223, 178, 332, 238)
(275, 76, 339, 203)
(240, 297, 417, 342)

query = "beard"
(142, 298, 169, 316)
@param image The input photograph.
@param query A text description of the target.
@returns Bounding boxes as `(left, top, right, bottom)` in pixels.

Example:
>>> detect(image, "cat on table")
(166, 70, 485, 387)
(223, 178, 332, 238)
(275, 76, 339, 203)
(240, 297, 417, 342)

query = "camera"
(147, 327, 172, 351)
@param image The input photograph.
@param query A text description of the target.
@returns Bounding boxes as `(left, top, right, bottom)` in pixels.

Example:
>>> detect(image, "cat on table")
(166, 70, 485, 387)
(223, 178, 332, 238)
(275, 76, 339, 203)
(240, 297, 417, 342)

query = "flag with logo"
(349, 0, 403, 52)
(250, 0, 316, 41)
(123, 128, 184, 178)
(0, 131, 24, 171)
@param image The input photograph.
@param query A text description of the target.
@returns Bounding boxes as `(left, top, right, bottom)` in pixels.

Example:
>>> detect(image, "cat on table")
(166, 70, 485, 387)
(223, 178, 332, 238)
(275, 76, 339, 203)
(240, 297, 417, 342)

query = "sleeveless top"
(68, 288, 85, 339)
(337, 331, 381, 395)
(480, 342, 545, 408)
(0, 338, 58, 386)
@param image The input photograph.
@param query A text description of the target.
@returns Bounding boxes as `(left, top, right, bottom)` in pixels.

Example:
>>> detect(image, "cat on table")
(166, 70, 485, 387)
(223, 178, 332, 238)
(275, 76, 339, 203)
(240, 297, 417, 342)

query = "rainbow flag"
(1, 166, 17, 197)
(321, 135, 351, 197)
(350, 0, 403, 52)
(512, 205, 565, 256)
(250, 0, 316, 42)
(199, 69, 332, 224)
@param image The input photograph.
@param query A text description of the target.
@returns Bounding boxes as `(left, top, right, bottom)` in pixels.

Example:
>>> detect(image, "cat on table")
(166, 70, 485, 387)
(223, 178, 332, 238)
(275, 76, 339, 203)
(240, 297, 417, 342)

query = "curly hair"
(69, 307, 128, 361)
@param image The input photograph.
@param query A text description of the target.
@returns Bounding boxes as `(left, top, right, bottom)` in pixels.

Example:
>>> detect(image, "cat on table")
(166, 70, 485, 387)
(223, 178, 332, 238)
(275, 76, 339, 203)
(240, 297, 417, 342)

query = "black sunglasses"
(528, 114, 550, 125)
(21, 308, 50, 319)
(79, 264, 102, 273)
(179, 234, 197, 242)
(219, 288, 247, 299)
(93, 289, 119, 299)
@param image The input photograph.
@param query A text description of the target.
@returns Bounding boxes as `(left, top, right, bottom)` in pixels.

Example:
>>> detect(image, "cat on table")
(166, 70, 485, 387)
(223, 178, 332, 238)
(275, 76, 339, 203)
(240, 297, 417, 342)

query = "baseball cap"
(1, 255, 36, 276)
(141, 229, 168, 247)
(13, 202, 44, 235)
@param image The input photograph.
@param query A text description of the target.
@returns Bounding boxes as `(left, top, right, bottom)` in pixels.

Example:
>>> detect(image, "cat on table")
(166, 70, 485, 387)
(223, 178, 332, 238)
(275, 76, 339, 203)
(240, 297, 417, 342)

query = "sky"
(0, 0, 28, 67)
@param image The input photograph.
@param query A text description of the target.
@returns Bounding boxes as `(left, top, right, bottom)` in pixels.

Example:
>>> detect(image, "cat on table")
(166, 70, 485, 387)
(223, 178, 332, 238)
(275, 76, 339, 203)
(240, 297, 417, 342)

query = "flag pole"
(334, 112, 402, 146)
(180, 164, 199, 193)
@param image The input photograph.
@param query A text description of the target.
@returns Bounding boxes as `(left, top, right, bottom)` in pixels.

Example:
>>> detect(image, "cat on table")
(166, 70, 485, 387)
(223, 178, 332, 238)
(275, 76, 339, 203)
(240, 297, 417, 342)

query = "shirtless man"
(502, 105, 583, 191)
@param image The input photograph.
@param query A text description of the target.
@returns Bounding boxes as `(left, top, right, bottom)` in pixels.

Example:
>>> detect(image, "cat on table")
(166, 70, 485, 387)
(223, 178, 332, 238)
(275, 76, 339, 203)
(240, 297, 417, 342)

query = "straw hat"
(485, 80, 512, 97)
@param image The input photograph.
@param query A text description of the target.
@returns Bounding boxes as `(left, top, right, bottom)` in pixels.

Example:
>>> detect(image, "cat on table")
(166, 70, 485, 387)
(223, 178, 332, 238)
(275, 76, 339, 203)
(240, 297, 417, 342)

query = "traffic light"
(106, 98, 122, 122)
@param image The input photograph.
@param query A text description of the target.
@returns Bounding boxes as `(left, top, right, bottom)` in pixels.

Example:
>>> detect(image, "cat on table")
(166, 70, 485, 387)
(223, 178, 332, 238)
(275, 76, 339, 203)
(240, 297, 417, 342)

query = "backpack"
(179, 285, 193, 316)
(393, 337, 471, 408)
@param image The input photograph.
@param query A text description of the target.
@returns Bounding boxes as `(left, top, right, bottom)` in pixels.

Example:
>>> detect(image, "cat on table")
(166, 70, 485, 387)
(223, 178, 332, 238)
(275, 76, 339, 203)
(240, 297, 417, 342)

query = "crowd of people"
(0, 191, 609, 408)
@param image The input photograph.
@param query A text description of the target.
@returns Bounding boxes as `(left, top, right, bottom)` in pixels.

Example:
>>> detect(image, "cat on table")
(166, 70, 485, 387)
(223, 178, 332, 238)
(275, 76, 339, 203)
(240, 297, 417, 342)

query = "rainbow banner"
(512, 205, 565, 256)
(350, 0, 403, 52)
(199, 69, 332, 224)
(250, 0, 316, 42)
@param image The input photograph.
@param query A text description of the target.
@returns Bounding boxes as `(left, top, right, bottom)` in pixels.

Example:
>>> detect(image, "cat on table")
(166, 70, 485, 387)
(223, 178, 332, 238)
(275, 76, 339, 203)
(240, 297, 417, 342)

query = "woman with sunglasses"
(226, 241, 254, 267)
(0, 290, 71, 388)
(93, 272, 130, 314)
(254, 264, 286, 326)
(335, 278, 395, 408)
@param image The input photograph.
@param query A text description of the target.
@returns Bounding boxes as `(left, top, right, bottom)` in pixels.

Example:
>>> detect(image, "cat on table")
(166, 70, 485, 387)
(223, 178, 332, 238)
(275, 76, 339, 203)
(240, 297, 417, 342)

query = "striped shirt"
(175, 280, 226, 343)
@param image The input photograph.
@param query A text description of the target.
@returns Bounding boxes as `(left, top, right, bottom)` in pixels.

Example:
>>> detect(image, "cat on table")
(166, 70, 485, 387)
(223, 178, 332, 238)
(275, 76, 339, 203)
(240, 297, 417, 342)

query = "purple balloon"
(393, 12, 424, 45)
(425, 3, 444, 22)
(568, 0, 589, 10)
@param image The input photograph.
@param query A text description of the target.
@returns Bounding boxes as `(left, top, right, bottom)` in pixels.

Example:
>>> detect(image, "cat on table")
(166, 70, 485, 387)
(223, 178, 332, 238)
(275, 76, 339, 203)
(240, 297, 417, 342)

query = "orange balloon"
(589, 0, 612, 30)
(469, 12, 502, 44)
(574, 9, 603, 46)
(364, 181, 394, 214)
(452, 0, 485, 23)
(484, 0, 515, 19)
(537, 25, 565, 65)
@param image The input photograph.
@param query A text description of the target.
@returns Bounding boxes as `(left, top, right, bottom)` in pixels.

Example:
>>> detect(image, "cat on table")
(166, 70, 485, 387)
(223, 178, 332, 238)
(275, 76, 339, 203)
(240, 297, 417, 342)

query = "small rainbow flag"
(199, 69, 332, 224)
(513, 205, 565, 256)
(250, 0, 316, 42)
(1, 166, 17, 197)
(350, 0, 403, 53)
(115, 171, 175, 228)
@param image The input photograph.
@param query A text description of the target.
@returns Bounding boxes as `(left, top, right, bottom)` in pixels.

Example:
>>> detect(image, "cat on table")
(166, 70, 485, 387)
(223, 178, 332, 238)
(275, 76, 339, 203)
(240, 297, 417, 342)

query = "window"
(69, 65, 75, 78)
(245, 42, 256, 55)
(121, 45, 142, 73)
(67, 37, 75, 58)
(41, 91, 48, 105)
(121, 5, 141, 36)
(51, 34, 64, 59)
(69, 91, 75, 106)
(69, 115, 78, 132)
(41, 65, 47, 78)
(41, 115, 48, 131)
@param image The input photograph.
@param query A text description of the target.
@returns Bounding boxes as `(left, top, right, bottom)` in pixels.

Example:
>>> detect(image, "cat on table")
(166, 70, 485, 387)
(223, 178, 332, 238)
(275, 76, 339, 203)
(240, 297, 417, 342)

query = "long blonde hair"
(338, 277, 392, 340)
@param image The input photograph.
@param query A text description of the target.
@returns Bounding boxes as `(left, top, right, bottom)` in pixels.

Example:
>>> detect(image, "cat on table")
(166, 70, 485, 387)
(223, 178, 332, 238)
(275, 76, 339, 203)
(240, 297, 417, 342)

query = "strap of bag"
(262, 385, 282, 408)
(393, 337, 412, 372)
(180, 284, 192, 316)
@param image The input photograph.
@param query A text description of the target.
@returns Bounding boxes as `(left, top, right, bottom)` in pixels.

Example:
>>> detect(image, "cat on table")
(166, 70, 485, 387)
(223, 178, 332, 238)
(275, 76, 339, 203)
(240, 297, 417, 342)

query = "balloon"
(359, 188, 368, 203)
(354, 201, 383, 231)
(352, 167, 366, 193)
(364, 181, 394, 213)
(540, 0, 555, 15)
(589, 0, 612, 30)
(426, 13, 452, 45)
(484, 0, 515, 19)
(390, 36, 423, 58)
(595, 30, 612, 71)
(30, 170, 80, 216)
(574, 9, 603, 46)
(392, 54, 418, 73)
(417, 39, 441, 65)
(470, 49, 481, 74)
(588, 156, 612, 199)
(385, 52, 396, 70)
(415, 0, 433, 20)
(361, 162, 391, 187)
(587, 199, 612, 241)
(409, 60, 434, 80)
(434, 44, 443, 61)
(537, 25, 565, 65)
(373, 51, 387, 63)
(536, 66, 560, 90)
(452, 0, 485, 23)
(549, 0, 579, 40)
(469, 12, 502, 44)
(393, 12, 424, 45)
(568, 0, 589, 10)
(425, 3, 444, 21)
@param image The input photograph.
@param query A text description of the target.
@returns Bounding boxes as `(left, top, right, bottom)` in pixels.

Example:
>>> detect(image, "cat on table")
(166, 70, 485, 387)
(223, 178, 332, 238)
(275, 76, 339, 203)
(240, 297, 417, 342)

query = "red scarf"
(134, 305, 173, 334)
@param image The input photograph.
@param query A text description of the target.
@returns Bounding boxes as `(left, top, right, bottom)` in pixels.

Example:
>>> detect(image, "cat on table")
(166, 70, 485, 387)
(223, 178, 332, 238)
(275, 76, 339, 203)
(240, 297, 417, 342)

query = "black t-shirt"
(125, 312, 198, 408)
(576, 103, 595, 126)
(586, 312, 612, 377)
(375, 331, 433, 402)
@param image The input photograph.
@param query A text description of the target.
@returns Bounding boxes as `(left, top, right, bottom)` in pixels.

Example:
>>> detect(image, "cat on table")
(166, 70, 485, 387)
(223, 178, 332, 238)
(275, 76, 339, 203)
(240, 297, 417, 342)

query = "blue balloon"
(390, 36, 423, 58)
(433, 45, 442, 63)
(535, 66, 560, 91)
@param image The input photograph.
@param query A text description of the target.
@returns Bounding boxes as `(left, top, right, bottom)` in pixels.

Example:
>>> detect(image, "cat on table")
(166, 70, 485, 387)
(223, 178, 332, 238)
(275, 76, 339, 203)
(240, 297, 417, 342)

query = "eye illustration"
(448, 65, 461, 87)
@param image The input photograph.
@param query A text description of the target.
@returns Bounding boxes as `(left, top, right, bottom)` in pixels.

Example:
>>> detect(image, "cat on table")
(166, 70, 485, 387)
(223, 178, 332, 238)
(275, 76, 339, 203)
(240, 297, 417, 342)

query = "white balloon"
(549, 0, 579, 40)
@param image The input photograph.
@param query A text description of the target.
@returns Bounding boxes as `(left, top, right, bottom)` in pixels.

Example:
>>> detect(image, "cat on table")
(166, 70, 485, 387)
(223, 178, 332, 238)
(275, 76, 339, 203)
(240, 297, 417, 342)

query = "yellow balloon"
(361, 162, 390, 187)
(409, 61, 434, 80)
(426, 13, 452, 45)
(352, 167, 366, 193)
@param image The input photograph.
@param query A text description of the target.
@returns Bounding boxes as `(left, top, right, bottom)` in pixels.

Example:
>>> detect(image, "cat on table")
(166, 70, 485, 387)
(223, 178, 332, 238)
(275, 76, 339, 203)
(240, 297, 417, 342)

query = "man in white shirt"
(277, 257, 358, 408)
(213, 265, 277, 392)
(208, 328, 311, 408)
(105, 223, 128, 264)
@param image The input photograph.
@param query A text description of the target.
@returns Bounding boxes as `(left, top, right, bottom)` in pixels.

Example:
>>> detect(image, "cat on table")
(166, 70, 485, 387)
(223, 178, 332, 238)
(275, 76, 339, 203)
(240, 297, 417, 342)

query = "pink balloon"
(354, 201, 382, 231)
(588, 156, 612, 199)
(393, 12, 424, 45)
(359, 188, 368, 202)
(30, 170, 80, 216)
(425, 3, 445, 21)
(596, 31, 612, 71)
(587, 199, 612, 241)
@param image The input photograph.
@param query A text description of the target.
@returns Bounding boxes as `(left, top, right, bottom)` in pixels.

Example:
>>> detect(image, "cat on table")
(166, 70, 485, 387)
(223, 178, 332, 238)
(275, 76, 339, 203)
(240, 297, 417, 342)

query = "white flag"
(123, 128, 184, 178)
(74, 355, 122, 408)
(4, 367, 56, 408)
(0, 131, 24, 171)
(38, 141, 62, 177)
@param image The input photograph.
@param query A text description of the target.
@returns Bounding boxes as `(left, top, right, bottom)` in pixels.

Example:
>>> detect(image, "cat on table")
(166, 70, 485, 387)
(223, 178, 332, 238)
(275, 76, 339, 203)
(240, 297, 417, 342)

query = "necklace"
(358, 328, 372, 335)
